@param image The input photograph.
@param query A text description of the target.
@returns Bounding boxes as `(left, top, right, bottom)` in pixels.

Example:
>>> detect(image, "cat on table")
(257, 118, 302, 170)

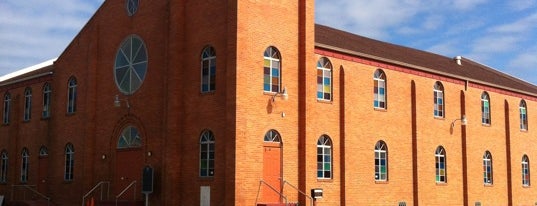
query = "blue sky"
(1, 0, 537, 85)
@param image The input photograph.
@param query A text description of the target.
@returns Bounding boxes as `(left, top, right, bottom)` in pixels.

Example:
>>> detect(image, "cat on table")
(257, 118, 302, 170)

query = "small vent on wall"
(475, 202, 481, 206)
(398, 202, 406, 206)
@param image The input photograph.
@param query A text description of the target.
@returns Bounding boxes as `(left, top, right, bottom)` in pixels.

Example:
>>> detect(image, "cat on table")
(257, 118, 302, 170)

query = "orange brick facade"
(1, 0, 536, 205)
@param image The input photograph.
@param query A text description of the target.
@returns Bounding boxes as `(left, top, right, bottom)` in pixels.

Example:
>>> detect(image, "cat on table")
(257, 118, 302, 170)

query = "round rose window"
(114, 35, 148, 95)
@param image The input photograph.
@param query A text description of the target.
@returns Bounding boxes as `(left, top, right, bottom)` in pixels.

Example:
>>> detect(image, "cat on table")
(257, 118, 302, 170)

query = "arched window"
(39, 146, 48, 157)
(316, 57, 332, 101)
(1, 151, 7, 183)
(263, 46, 281, 93)
(23, 88, 32, 121)
(520, 100, 528, 131)
(483, 151, 493, 185)
(3, 93, 11, 124)
(522, 155, 530, 186)
(67, 77, 77, 114)
(64, 143, 74, 181)
(264, 129, 281, 143)
(435, 146, 446, 183)
(317, 135, 332, 179)
(433, 82, 444, 118)
(117, 126, 142, 149)
(375, 140, 388, 181)
(21, 148, 29, 183)
(481, 92, 490, 125)
(42, 83, 51, 118)
(374, 69, 387, 109)
(201, 46, 216, 93)
(200, 130, 215, 177)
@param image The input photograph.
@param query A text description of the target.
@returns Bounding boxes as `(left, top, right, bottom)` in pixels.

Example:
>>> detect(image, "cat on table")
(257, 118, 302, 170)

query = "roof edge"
(0, 58, 57, 83)
(315, 43, 537, 98)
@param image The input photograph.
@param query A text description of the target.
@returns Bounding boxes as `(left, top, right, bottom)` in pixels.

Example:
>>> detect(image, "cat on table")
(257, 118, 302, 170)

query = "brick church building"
(1, 0, 536, 205)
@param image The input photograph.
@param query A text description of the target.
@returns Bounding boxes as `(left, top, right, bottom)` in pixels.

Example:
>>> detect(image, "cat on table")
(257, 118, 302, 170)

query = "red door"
(37, 156, 48, 194)
(115, 149, 143, 201)
(263, 143, 282, 203)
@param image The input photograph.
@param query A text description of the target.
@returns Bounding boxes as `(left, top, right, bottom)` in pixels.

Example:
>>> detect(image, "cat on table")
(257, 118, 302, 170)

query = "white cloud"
(0, 0, 103, 75)
(507, 0, 536, 11)
(489, 12, 537, 33)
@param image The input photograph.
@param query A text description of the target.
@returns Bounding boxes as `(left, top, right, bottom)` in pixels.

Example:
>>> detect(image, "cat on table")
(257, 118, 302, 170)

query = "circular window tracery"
(114, 35, 148, 95)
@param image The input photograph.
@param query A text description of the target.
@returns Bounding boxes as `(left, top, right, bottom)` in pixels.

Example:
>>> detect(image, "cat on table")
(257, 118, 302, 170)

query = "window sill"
(375, 180, 388, 184)
(435, 182, 448, 186)
(484, 183, 493, 187)
(200, 91, 216, 96)
(481, 123, 491, 127)
(199, 176, 215, 181)
(316, 178, 333, 182)
(522, 185, 531, 188)
(434, 116, 445, 120)
(520, 129, 528, 133)
(316, 99, 333, 104)
(374, 108, 387, 112)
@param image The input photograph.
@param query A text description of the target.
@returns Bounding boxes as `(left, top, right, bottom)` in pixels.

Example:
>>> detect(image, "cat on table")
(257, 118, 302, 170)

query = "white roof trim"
(0, 58, 57, 82)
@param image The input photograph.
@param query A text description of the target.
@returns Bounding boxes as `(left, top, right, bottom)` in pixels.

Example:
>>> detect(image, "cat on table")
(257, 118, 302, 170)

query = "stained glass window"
(375, 141, 388, 181)
(374, 70, 386, 109)
(126, 0, 139, 16)
(264, 130, 281, 142)
(201, 46, 216, 93)
(434, 82, 444, 118)
(520, 100, 528, 131)
(522, 155, 530, 186)
(263, 47, 281, 93)
(483, 151, 493, 185)
(316, 57, 332, 101)
(435, 146, 446, 183)
(200, 130, 215, 177)
(481, 92, 490, 125)
(317, 135, 332, 179)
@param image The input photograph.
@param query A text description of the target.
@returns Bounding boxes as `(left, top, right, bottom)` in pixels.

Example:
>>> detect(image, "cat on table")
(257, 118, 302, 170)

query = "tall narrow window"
(3, 93, 11, 124)
(263, 47, 281, 93)
(200, 130, 215, 177)
(64, 143, 74, 181)
(316, 57, 332, 101)
(375, 140, 388, 181)
(1, 151, 7, 183)
(201, 46, 216, 93)
(435, 146, 446, 183)
(522, 155, 530, 186)
(520, 100, 528, 131)
(42, 83, 51, 118)
(23, 88, 32, 121)
(374, 69, 387, 109)
(317, 135, 332, 179)
(21, 148, 29, 183)
(433, 82, 444, 118)
(483, 151, 493, 185)
(67, 78, 77, 114)
(481, 92, 490, 125)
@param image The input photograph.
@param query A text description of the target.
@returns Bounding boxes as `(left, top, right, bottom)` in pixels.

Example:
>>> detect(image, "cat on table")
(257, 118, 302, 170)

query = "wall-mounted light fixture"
(147, 151, 152, 157)
(101, 154, 107, 160)
(451, 115, 468, 129)
(114, 95, 130, 108)
(271, 87, 288, 102)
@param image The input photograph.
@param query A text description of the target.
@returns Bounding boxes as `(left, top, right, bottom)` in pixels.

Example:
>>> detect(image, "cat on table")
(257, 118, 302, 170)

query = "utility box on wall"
(311, 188, 323, 199)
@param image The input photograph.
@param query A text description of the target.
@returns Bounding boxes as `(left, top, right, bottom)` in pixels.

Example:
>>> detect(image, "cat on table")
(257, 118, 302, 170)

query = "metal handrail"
(254, 179, 288, 206)
(115, 180, 137, 206)
(282, 180, 314, 206)
(82, 181, 110, 206)
(11, 184, 50, 206)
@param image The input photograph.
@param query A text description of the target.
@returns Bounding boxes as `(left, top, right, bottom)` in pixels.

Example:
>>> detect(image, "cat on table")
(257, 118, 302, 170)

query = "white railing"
(255, 179, 288, 206)
(11, 184, 50, 205)
(115, 180, 137, 206)
(282, 180, 313, 206)
(82, 181, 110, 206)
